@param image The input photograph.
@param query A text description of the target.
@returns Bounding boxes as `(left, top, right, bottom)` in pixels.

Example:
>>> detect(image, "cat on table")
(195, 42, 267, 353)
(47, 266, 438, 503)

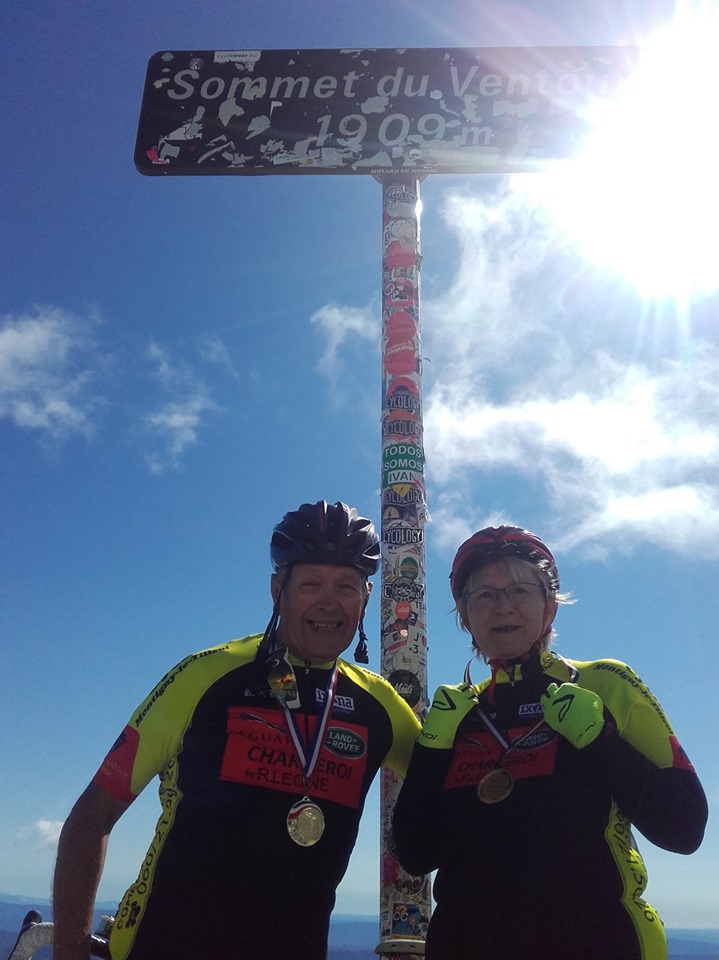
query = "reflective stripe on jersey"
(604, 801, 668, 959)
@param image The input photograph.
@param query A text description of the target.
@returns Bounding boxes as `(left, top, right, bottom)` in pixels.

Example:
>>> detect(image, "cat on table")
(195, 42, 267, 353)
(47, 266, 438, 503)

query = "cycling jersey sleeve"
(578, 659, 708, 853)
(595, 730, 707, 853)
(339, 662, 421, 777)
(392, 743, 452, 876)
(93, 639, 256, 803)
(380, 687, 421, 777)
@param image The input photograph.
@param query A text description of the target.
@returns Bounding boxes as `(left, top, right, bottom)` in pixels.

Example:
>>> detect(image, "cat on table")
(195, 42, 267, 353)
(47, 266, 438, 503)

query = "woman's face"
(462, 560, 557, 662)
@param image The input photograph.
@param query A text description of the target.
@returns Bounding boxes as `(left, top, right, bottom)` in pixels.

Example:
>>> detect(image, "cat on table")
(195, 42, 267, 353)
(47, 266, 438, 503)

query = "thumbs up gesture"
(540, 683, 604, 749)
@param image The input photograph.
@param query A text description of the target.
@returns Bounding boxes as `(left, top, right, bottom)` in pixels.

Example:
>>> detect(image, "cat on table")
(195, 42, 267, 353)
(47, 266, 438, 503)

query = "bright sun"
(516, 1, 719, 302)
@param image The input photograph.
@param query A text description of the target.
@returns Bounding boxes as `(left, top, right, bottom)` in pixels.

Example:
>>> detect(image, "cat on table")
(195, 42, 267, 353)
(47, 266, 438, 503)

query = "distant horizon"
(1, 893, 717, 935)
(0, 892, 378, 920)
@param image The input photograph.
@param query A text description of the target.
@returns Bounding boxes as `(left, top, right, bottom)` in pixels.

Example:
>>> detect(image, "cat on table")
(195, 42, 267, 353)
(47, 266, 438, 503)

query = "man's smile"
(307, 619, 343, 632)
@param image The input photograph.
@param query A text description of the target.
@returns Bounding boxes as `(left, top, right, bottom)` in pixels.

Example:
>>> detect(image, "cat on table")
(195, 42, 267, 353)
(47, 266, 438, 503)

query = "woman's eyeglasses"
(464, 582, 544, 608)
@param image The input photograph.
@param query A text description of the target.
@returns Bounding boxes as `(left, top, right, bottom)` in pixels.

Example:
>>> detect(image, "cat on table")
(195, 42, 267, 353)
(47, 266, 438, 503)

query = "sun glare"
(517, 2, 719, 302)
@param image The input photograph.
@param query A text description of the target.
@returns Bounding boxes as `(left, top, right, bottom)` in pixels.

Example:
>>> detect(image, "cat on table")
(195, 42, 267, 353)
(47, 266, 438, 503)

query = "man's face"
(273, 564, 370, 664)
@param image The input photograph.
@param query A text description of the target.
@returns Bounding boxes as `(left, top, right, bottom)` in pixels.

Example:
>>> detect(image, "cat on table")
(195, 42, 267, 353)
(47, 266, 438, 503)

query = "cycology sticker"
(383, 409, 422, 441)
(385, 375, 420, 401)
(383, 487, 425, 514)
(383, 522, 424, 546)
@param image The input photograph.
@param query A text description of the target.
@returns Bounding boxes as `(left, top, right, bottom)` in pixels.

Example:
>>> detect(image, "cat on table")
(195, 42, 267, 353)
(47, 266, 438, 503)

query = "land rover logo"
(516, 727, 554, 750)
(325, 727, 366, 758)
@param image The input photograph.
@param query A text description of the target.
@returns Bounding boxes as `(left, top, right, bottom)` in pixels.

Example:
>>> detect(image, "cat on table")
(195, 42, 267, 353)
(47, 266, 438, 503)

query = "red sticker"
(386, 310, 417, 345)
(384, 342, 416, 375)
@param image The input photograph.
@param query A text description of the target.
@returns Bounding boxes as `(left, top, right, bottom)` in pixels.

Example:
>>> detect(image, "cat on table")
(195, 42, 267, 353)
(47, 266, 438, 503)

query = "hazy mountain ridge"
(1, 897, 717, 958)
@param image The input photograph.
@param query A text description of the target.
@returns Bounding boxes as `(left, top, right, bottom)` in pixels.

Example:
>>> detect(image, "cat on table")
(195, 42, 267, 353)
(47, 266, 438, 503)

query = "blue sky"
(2, 0, 717, 930)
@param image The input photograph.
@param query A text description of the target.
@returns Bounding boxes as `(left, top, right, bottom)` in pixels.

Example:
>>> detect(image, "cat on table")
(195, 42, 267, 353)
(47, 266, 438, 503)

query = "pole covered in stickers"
(378, 177, 431, 954)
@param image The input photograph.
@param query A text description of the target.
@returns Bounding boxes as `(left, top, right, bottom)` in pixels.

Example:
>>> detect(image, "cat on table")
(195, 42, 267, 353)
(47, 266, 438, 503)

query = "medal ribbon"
(279, 662, 339, 788)
(551, 651, 579, 682)
(475, 706, 511, 751)
(475, 705, 546, 759)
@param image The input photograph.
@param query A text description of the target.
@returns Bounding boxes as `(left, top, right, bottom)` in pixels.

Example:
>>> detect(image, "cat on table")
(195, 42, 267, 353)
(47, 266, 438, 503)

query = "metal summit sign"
(135, 46, 638, 176)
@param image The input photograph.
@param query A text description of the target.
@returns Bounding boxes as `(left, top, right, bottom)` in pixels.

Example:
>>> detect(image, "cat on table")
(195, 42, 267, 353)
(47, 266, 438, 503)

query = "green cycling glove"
(540, 682, 604, 749)
(419, 683, 478, 749)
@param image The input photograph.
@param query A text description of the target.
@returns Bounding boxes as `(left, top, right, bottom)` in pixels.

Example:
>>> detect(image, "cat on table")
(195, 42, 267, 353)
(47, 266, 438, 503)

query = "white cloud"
(424, 366, 719, 556)
(424, 188, 558, 366)
(425, 353, 719, 482)
(421, 183, 719, 554)
(0, 311, 229, 471)
(141, 341, 218, 473)
(555, 486, 719, 555)
(146, 341, 184, 388)
(426, 490, 482, 554)
(18, 818, 64, 850)
(309, 181, 719, 558)
(310, 303, 379, 375)
(0, 307, 102, 441)
(143, 395, 217, 474)
(196, 333, 238, 377)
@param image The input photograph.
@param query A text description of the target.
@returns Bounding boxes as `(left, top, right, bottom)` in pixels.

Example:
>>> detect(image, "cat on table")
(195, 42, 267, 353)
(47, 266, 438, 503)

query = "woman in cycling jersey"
(393, 525, 708, 960)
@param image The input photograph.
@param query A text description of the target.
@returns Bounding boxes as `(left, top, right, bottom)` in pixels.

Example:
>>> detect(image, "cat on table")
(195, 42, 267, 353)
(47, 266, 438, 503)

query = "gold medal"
(276, 662, 336, 847)
(477, 767, 514, 804)
(287, 799, 325, 846)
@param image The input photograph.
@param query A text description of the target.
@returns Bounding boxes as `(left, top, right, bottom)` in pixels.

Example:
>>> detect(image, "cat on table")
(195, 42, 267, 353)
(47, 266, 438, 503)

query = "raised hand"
(540, 682, 604, 749)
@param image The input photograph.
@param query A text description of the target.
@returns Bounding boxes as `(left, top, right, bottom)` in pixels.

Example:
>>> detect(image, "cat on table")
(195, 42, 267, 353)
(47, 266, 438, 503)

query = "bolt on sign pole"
(134, 45, 639, 958)
(377, 175, 430, 958)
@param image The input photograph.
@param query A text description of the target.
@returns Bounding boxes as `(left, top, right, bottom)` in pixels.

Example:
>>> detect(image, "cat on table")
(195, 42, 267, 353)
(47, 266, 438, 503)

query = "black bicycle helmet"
(450, 525, 559, 603)
(270, 500, 380, 577)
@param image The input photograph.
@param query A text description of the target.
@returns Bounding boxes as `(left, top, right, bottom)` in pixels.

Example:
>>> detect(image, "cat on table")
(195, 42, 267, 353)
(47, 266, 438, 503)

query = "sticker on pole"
(135, 46, 638, 176)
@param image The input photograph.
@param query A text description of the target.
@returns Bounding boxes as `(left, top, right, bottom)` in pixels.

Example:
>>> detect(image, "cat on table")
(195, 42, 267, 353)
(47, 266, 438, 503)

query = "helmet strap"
(257, 592, 282, 662)
(354, 617, 369, 664)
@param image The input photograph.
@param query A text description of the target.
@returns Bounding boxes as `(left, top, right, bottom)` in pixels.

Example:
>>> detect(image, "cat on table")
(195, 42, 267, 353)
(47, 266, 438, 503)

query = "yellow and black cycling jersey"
(93, 633, 419, 960)
(393, 648, 707, 960)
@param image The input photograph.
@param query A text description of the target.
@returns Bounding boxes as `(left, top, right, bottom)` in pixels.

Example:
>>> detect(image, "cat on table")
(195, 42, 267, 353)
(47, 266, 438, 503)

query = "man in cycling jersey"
(52, 500, 420, 960)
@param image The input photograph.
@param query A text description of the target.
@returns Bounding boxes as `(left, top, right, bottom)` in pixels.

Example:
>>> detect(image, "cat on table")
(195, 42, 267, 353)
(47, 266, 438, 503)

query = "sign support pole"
(377, 175, 430, 957)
